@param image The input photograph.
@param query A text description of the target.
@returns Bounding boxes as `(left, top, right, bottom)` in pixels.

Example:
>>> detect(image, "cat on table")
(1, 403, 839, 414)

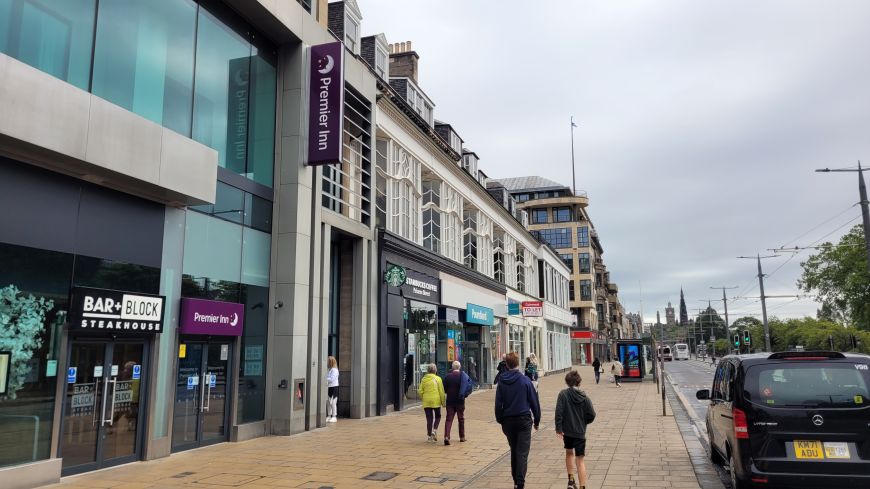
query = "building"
(368, 40, 572, 414)
(666, 302, 677, 326)
(493, 177, 629, 363)
(0, 0, 384, 485)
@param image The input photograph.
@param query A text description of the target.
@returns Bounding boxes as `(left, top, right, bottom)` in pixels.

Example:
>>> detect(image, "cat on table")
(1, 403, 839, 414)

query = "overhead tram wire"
(765, 213, 862, 279)
(777, 202, 858, 249)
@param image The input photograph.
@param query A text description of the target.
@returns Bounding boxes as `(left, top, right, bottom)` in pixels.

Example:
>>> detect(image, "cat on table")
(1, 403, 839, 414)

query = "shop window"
(0, 242, 73, 468)
(239, 284, 268, 423)
(184, 212, 243, 284)
(0, 0, 96, 90)
(91, 0, 197, 136)
(73, 256, 160, 294)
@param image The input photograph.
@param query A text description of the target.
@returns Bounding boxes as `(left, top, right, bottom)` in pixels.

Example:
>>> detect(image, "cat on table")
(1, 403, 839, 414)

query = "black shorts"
(563, 436, 586, 456)
(328, 386, 338, 398)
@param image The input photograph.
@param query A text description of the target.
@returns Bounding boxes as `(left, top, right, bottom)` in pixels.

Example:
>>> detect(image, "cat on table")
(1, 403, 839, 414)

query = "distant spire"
(679, 288, 689, 327)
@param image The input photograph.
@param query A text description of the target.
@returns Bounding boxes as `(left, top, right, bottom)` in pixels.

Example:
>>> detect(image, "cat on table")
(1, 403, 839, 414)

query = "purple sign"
(179, 298, 244, 336)
(307, 41, 344, 166)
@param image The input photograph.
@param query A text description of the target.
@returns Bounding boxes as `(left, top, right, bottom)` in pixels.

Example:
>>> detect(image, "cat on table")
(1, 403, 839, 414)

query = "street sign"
(67, 367, 77, 384)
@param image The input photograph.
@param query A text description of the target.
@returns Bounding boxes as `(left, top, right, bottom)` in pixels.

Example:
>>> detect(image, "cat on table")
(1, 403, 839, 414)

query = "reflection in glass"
(192, 8, 251, 174)
(0, 242, 71, 468)
(404, 301, 436, 405)
(0, 0, 96, 90)
(238, 285, 267, 423)
(91, 0, 197, 135)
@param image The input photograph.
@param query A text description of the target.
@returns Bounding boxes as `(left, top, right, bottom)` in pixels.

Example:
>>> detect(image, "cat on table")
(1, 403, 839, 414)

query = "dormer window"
(375, 45, 388, 78)
(344, 14, 359, 54)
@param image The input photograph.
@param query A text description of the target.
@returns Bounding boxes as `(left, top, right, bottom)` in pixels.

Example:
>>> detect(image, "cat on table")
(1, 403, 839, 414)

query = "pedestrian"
(495, 352, 541, 489)
(555, 370, 596, 489)
(611, 359, 623, 387)
(326, 356, 339, 422)
(524, 353, 539, 389)
(443, 361, 473, 445)
(494, 353, 508, 384)
(591, 358, 601, 384)
(419, 363, 446, 442)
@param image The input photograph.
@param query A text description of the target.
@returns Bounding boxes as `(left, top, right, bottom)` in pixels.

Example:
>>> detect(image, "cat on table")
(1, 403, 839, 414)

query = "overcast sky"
(358, 0, 869, 324)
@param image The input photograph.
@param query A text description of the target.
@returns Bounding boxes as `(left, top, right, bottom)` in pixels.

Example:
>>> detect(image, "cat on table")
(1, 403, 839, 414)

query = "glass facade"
(533, 228, 572, 249)
(577, 226, 590, 247)
(531, 208, 548, 224)
(0, 0, 277, 187)
(579, 252, 591, 273)
(0, 0, 96, 90)
(553, 207, 572, 222)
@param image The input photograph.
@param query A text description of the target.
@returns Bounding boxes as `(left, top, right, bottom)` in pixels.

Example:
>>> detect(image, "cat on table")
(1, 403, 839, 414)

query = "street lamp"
(816, 161, 870, 274)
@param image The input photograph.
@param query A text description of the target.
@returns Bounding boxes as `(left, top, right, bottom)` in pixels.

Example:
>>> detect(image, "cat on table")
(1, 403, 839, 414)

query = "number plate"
(794, 440, 825, 459)
(824, 442, 850, 459)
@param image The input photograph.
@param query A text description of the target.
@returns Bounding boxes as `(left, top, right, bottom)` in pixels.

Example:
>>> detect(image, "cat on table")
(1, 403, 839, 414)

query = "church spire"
(679, 288, 689, 327)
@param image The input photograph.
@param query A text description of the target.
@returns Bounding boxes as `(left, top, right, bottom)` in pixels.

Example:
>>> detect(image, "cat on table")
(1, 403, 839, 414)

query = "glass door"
(172, 342, 231, 451)
(61, 341, 145, 475)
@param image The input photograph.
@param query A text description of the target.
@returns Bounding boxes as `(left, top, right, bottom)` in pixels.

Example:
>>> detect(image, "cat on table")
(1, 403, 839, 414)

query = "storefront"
(378, 231, 506, 415)
(571, 330, 608, 365)
(171, 298, 244, 452)
(0, 160, 166, 477)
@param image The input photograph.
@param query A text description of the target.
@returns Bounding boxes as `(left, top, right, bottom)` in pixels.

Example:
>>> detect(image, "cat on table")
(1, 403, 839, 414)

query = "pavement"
(48, 365, 717, 489)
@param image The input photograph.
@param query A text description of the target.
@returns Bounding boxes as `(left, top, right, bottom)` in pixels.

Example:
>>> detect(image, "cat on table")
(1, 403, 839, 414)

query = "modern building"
(493, 176, 627, 363)
(0, 0, 383, 486)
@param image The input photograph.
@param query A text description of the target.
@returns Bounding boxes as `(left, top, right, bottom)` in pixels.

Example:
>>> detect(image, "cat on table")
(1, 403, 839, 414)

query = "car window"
(724, 362, 735, 402)
(712, 363, 726, 400)
(746, 362, 870, 408)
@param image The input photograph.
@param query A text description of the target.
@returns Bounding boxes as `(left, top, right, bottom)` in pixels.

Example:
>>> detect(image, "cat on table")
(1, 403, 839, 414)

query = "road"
(664, 357, 717, 424)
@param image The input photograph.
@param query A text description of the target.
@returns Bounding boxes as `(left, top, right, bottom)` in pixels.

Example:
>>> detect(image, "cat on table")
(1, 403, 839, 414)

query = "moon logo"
(233, 69, 249, 87)
(229, 313, 239, 327)
(318, 55, 335, 75)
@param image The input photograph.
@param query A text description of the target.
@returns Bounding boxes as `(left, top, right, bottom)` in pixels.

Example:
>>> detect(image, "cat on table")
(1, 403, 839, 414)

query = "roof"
(495, 176, 569, 193)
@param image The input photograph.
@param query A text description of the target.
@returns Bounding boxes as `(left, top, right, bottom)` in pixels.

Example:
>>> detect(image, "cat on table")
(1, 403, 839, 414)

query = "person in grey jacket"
(555, 370, 596, 489)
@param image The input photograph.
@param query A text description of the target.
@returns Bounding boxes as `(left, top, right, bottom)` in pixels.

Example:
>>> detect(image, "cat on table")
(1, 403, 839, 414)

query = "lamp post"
(816, 162, 870, 274)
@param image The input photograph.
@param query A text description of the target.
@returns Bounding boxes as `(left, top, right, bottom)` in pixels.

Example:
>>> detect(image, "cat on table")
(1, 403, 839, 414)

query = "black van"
(696, 351, 870, 488)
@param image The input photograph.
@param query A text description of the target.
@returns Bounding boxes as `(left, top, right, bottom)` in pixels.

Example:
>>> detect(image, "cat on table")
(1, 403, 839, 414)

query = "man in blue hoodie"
(495, 352, 541, 489)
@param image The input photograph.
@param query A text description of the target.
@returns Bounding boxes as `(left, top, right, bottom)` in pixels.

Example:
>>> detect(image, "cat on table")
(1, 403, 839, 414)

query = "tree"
(696, 306, 727, 343)
(799, 225, 870, 330)
(0, 285, 54, 399)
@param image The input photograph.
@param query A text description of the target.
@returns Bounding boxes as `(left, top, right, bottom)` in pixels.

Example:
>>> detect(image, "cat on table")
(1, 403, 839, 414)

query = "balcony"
(517, 190, 588, 209)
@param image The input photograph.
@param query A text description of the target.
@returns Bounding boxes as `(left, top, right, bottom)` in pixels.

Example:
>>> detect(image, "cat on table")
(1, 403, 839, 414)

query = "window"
(554, 207, 572, 222)
(0, 0, 96, 90)
(746, 364, 870, 408)
(559, 253, 573, 272)
(578, 253, 591, 273)
(580, 279, 592, 301)
(493, 231, 505, 284)
(516, 245, 526, 292)
(344, 14, 359, 54)
(463, 209, 478, 270)
(569, 281, 575, 301)
(516, 193, 530, 202)
(323, 86, 372, 224)
(531, 208, 548, 224)
(375, 139, 388, 228)
(91, 0, 197, 137)
(577, 226, 590, 247)
(532, 228, 572, 249)
(387, 143, 420, 242)
(375, 46, 388, 79)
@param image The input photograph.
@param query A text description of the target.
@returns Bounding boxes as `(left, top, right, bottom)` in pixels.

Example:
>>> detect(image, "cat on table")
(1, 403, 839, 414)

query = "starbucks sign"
(384, 264, 407, 287)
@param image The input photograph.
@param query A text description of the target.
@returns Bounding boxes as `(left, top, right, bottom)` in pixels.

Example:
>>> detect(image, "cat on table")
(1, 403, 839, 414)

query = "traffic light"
(733, 333, 740, 348)
(743, 331, 751, 347)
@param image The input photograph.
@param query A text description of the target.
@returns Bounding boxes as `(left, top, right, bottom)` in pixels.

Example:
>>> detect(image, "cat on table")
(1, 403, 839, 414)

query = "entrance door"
(172, 342, 232, 451)
(61, 341, 146, 475)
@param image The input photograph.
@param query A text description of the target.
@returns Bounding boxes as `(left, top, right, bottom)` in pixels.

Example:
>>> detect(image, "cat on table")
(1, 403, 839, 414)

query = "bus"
(674, 343, 690, 360)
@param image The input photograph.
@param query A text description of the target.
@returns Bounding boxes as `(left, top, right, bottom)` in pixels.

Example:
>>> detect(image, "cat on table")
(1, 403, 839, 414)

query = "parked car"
(696, 351, 870, 488)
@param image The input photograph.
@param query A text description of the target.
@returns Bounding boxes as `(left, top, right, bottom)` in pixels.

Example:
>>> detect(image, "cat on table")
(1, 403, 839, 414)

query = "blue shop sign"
(507, 302, 521, 315)
(466, 303, 494, 326)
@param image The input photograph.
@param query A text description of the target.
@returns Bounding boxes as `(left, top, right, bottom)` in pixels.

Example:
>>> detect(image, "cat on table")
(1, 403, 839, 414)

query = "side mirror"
(696, 389, 711, 400)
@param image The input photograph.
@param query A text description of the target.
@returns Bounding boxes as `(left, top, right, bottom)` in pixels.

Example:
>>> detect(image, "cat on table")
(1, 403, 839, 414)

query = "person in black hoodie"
(555, 370, 596, 489)
(495, 352, 541, 489)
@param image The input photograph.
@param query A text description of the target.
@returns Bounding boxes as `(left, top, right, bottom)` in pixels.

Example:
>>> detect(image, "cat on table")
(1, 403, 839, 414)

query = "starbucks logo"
(384, 264, 407, 287)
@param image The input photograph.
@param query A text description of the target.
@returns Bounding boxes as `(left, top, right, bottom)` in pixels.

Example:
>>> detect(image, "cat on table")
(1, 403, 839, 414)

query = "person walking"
(419, 363, 446, 442)
(591, 358, 601, 385)
(611, 359, 624, 387)
(524, 353, 539, 389)
(494, 354, 508, 384)
(326, 356, 339, 422)
(443, 361, 473, 445)
(555, 370, 596, 489)
(495, 352, 541, 489)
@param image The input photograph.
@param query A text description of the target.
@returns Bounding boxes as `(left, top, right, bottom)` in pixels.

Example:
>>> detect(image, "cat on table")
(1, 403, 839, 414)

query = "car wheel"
(729, 452, 748, 489)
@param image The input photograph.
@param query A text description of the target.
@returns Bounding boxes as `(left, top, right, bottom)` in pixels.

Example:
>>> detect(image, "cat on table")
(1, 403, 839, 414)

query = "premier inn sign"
(307, 41, 344, 166)
(69, 287, 165, 334)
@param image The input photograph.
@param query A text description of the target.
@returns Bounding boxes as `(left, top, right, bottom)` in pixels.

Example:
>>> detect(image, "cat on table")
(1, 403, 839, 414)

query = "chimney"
(388, 40, 419, 84)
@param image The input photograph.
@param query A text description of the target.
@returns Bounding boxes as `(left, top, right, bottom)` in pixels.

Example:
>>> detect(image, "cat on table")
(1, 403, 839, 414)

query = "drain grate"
(172, 472, 196, 479)
(415, 476, 448, 484)
(362, 471, 399, 481)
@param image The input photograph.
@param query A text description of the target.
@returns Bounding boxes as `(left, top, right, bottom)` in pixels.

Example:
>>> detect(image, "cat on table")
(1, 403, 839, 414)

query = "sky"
(356, 0, 870, 324)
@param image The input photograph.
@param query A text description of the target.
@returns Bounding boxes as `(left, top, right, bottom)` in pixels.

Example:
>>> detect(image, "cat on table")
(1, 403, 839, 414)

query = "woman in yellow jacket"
(419, 363, 446, 442)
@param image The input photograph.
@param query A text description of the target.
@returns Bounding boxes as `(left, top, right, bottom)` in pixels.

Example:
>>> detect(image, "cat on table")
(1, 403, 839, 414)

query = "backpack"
(458, 371, 473, 400)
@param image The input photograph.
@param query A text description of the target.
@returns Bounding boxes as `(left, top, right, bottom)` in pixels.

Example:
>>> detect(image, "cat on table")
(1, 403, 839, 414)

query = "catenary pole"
(815, 161, 870, 274)
(738, 255, 778, 352)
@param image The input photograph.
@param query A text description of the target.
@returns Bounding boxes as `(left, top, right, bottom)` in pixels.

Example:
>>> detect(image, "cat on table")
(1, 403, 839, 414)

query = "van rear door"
(743, 358, 870, 476)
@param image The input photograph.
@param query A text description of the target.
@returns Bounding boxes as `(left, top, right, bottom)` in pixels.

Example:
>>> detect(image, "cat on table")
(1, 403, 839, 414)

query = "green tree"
(731, 316, 764, 352)
(696, 306, 727, 343)
(799, 225, 870, 330)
